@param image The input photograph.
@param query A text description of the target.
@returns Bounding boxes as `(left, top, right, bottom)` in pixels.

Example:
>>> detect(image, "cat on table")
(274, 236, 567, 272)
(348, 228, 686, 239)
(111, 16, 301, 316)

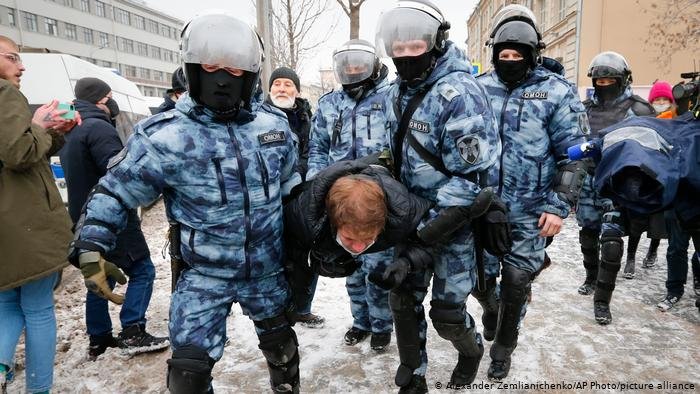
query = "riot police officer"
(374, 1, 502, 391)
(476, 5, 587, 381)
(577, 51, 656, 324)
(307, 39, 395, 351)
(69, 12, 302, 393)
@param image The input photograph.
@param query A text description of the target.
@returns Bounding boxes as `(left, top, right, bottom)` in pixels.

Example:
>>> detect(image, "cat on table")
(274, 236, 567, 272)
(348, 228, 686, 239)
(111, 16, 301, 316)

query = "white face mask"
(335, 233, 375, 257)
(271, 94, 295, 109)
(653, 103, 671, 113)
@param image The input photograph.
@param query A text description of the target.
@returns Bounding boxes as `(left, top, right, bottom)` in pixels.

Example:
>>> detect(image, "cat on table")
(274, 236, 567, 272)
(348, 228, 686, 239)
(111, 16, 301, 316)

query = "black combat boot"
(578, 228, 600, 295)
(398, 375, 428, 394)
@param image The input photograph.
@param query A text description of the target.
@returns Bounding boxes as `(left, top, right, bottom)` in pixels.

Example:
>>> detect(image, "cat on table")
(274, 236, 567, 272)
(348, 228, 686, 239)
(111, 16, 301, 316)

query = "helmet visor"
(587, 52, 629, 77)
(375, 7, 440, 58)
(333, 50, 375, 85)
(181, 14, 261, 73)
(491, 5, 537, 33)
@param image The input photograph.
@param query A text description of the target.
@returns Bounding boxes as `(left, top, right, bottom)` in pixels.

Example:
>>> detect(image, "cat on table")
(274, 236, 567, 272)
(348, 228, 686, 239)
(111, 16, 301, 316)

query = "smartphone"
(57, 102, 76, 120)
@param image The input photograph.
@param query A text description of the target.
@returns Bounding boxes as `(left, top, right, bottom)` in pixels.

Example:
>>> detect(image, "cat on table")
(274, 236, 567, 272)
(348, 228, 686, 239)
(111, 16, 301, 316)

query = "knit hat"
(74, 77, 111, 104)
(269, 67, 300, 92)
(648, 80, 674, 103)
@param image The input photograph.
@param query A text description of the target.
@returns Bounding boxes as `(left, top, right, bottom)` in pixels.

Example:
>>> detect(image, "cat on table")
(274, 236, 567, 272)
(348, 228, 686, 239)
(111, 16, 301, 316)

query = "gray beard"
(271, 95, 295, 109)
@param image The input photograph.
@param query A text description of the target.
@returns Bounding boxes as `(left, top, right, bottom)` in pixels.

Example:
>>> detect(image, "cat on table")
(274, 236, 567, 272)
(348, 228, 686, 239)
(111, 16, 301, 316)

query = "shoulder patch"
(371, 102, 383, 111)
(258, 130, 287, 145)
(522, 91, 548, 99)
(456, 136, 480, 165)
(107, 147, 128, 169)
(437, 82, 460, 102)
(140, 111, 176, 130)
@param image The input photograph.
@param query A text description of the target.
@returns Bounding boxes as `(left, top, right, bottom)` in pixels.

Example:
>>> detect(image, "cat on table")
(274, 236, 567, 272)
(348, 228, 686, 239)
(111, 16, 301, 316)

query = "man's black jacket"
(284, 163, 433, 276)
(267, 96, 312, 180)
(59, 100, 149, 269)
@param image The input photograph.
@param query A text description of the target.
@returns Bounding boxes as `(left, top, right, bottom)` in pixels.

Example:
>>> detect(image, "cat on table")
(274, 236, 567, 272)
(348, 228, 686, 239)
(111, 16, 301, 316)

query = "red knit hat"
(648, 81, 674, 103)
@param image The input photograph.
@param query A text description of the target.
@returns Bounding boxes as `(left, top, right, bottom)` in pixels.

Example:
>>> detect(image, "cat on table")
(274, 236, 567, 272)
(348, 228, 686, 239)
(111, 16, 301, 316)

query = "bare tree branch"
(636, 0, 700, 67)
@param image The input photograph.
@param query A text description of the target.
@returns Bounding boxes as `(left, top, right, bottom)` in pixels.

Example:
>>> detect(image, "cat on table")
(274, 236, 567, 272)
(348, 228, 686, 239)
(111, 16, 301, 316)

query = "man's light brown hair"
(326, 175, 386, 238)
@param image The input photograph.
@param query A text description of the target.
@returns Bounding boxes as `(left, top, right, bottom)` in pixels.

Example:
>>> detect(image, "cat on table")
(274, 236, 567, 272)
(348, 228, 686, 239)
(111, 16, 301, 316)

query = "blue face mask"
(335, 233, 376, 257)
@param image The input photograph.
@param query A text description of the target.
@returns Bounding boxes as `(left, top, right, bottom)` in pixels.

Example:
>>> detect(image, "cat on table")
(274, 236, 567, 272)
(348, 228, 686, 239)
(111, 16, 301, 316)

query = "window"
(45, 17, 58, 36)
(160, 25, 170, 38)
(137, 42, 148, 56)
(122, 64, 136, 78)
(95, 1, 106, 17)
(83, 27, 93, 44)
(559, 0, 567, 20)
(63, 0, 74, 7)
(99, 31, 110, 47)
(148, 19, 159, 34)
(7, 9, 15, 27)
(99, 60, 112, 68)
(79, 0, 90, 12)
(23, 12, 38, 32)
(115, 8, 130, 25)
(151, 46, 161, 60)
(153, 70, 163, 82)
(123, 38, 134, 53)
(133, 15, 145, 30)
(65, 23, 77, 40)
(138, 67, 150, 79)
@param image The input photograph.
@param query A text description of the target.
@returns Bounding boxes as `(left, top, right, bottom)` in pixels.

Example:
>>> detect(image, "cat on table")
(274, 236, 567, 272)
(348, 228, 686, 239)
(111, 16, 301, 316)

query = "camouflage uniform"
(75, 93, 301, 361)
(385, 42, 501, 376)
(477, 65, 587, 277)
(476, 62, 586, 377)
(308, 75, 394, 336)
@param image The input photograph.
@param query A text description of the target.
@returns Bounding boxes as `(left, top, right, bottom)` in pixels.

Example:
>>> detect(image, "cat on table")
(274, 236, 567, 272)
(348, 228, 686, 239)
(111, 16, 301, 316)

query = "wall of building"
(0, 0, 183, 97)
(577, 0, 698, 99)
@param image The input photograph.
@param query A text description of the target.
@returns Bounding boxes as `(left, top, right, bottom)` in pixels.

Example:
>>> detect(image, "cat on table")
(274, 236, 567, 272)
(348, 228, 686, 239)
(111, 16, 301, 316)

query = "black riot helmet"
(587, 51, 633, 87)
(168, 66, 187, 94)
(180, 11, 263, 115)
(486, 4, 545, 49)
(490, 20, 542, 68)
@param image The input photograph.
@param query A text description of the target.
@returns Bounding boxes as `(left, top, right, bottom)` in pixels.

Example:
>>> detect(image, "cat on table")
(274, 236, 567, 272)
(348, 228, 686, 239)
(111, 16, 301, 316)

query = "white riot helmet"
(333, 39, 380, 85)
(180, 11, 263, 114)
(375, 0, 450, 59)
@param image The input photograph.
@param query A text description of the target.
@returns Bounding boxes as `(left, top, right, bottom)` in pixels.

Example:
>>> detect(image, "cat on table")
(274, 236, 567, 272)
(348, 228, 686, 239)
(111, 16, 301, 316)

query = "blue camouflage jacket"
(76, 93, 301, 279)
(385, 42, 501, 211)
(477, 65, 587, 218)
(307, 74, 391, 179)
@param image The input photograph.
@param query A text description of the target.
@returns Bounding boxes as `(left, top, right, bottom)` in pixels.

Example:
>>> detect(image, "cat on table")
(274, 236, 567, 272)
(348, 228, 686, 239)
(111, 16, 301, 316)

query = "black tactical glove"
(78, 251, 127, 304)
(475, 196, 512, 257)
(368, 245, 432, 290)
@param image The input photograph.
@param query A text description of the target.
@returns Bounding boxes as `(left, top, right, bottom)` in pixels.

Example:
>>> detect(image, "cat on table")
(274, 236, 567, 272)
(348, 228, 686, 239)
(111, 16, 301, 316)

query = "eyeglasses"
(0, 52, 22, 64)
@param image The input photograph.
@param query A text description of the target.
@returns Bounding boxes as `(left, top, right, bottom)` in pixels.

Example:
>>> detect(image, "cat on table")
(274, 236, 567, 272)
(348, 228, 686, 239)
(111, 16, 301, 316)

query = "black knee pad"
(429, 300, 468, 340)
(167, 345, 214, 394)
(500, 265, 531, 303)
(600, 235, 623, 263)
(258, 327, 300, 393)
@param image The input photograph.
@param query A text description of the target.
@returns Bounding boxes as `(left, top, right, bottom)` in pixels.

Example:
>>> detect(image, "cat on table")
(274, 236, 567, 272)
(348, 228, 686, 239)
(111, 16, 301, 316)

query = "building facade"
(0, 0, 183, 97)
(466, 0, 698, 99)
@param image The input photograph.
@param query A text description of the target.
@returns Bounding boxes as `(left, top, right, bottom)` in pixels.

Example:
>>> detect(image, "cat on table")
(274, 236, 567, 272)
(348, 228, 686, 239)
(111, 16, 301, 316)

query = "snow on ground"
(8, 200, 700, 393)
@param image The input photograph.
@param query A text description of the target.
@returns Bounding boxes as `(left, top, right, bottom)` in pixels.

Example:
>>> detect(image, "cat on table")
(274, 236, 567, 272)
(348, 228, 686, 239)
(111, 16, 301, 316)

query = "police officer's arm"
(306, 101, 331, 180)
(435, 92, 500, 208)
(75, 132, 165, 255)
(545, 85, 588, 218)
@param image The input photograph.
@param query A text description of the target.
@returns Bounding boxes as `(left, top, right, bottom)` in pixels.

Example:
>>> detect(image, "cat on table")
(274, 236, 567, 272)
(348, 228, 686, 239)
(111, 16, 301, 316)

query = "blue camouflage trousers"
(401, 228, 477, 376)
(485, 210, 547, 278)
(169, 268, 291, 361)
(576, 174, 611, 231)
(346, 249, 394, 334)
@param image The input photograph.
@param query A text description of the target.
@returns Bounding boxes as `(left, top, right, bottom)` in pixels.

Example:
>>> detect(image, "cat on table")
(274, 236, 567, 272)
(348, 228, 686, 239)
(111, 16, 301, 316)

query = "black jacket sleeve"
(85, 119, 124, 175)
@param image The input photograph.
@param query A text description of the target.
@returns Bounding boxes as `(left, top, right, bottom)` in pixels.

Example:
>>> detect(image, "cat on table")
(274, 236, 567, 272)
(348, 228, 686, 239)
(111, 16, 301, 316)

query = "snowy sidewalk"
(9, 200, 699, 393)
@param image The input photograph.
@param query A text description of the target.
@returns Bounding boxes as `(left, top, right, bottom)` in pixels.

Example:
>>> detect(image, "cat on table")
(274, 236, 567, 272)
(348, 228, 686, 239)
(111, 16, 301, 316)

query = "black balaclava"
(393, 51, 436, 88)
(342, 63, 388, 100)
(494, 44, 532, 88)
(594, 79, 622, 104)
(196, 68, 246, 119)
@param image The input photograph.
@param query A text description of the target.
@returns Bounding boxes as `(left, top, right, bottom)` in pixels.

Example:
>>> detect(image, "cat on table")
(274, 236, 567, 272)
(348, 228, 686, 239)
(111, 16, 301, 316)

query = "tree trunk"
(286, 0, 296, 70)
(349, 5, 360, 39)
